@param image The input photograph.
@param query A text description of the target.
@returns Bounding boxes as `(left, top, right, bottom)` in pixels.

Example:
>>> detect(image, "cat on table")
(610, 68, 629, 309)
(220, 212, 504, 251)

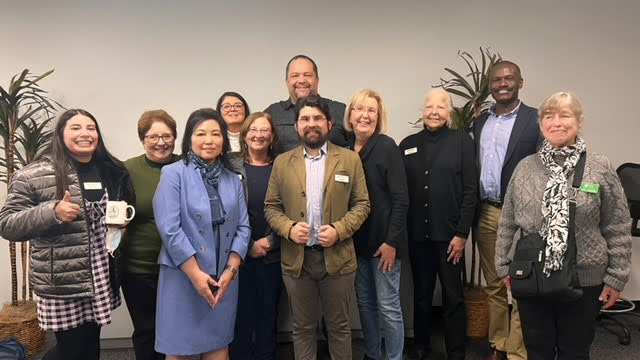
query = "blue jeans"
(355, 257, 404, 360)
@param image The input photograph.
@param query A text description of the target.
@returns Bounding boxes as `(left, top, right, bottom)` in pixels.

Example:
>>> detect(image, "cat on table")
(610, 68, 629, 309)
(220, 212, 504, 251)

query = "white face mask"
(105, 227, 122, 255)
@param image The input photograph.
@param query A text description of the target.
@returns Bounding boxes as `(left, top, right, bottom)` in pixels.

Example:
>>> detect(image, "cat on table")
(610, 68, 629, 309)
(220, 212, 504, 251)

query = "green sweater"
(122, 154, 180, 274)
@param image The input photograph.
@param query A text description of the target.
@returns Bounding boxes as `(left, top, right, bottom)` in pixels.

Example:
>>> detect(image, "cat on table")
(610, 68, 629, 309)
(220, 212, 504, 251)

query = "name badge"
(580, 182, 599, 194)
(237, 173, 244, 180)
(83, 182, 103, 190)
(335, 174, 349, 183)
(404, 147, 418, 155)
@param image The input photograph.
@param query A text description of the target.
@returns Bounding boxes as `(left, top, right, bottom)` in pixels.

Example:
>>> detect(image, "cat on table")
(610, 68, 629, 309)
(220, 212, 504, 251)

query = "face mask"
(105, 226, 122, 255)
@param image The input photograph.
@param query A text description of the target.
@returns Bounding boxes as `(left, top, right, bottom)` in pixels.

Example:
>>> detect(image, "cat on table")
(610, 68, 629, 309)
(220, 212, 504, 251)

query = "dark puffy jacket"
(0, 157, 133, 299)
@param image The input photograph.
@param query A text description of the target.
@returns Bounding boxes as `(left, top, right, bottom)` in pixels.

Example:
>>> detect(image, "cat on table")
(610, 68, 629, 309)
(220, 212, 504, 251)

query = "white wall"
(1, 0, 639, 339)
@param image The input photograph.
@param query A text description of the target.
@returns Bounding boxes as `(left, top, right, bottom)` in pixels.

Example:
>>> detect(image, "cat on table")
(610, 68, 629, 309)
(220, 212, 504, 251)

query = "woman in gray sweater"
(495, 92, 632, 359)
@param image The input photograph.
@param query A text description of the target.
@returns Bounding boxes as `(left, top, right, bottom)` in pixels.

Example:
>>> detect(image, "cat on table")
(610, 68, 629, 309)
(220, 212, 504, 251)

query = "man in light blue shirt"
(472, 60, 541, 360)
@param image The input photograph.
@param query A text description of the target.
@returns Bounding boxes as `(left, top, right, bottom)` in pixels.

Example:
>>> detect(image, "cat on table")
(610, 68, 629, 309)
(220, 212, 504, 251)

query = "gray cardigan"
(496, 151, 632, 291)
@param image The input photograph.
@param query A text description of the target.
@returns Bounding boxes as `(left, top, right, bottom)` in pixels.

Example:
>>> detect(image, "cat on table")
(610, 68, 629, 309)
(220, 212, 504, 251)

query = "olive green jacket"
(264, 142, 370, 277)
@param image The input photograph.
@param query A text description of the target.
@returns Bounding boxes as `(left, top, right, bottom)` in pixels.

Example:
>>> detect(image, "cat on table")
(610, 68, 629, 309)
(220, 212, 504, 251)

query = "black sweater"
(348, 134, 409, 258)
(399, 126, 478, 243)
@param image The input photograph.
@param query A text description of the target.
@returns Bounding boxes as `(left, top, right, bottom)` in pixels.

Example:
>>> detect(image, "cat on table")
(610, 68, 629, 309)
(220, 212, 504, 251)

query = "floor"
(29, 311, 640, 359)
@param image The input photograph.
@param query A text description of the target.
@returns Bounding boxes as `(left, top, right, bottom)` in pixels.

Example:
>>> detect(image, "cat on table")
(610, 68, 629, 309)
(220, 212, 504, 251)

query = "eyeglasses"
(298, 115, 326, 123)
(145, 134, 174, 143)
(221, 103, 245, 112)
(248, 127, 272, 135)
(352, 106, 378, 116)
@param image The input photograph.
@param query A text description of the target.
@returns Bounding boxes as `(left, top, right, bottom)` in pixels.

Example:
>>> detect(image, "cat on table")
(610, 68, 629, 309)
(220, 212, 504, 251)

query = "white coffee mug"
(105, 201, 135, 226)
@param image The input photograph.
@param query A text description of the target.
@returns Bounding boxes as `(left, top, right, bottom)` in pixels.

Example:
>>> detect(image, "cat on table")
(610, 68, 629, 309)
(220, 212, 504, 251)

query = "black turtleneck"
(75, 160, 105, 202)
(399, 126, 478, 243)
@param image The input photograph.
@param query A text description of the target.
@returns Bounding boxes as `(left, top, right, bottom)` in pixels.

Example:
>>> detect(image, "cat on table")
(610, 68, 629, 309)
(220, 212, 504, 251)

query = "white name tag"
(83, 182, 103, 190)
(237, 173, 244, 180)
(404, 147, 418, 155)
(335, 174, 349, 183)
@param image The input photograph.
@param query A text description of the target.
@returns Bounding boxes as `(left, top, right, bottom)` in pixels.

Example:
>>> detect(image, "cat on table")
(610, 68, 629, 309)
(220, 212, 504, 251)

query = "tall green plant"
(0, 69, 59, 305)
(436, 47, 501, 133)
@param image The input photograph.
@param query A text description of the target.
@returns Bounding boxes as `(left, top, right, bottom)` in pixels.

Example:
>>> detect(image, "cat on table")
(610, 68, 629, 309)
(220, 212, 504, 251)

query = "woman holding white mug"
(0, 109, 135, 360)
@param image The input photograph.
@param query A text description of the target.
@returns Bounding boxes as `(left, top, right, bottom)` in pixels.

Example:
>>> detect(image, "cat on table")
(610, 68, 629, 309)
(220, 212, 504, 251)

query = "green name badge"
(580, 182, 599, 194)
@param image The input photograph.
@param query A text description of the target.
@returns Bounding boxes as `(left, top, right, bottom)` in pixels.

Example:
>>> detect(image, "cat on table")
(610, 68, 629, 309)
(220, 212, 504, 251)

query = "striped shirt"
(303, 142, 327, 246)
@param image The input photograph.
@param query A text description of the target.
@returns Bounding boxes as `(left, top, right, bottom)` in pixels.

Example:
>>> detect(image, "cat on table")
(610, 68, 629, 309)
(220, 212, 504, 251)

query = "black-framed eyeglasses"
(144, 134, 174, 143)
(221, 103, 245, 112)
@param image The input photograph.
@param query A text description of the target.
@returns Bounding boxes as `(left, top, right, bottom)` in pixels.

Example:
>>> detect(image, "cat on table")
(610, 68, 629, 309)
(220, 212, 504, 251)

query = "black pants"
(518, 284, 603, 360)
(43, 322, 100, 360)
(409, 241, 466, 359)
(121, 272, 165, 360)
(230, 257, 283, 360)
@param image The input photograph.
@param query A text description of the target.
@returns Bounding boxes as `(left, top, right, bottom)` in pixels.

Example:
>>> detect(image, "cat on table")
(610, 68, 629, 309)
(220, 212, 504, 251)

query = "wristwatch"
(224, 265, 239, 279)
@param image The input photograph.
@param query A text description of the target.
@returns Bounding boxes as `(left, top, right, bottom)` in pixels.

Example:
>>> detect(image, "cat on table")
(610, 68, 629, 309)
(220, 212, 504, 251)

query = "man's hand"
(318, 225, 339, 247)
(374, 243, 396, 273)
(55, 191, 81, 223)
(249, 237, 270, 258)
(446, 236, 466, 265)
(503, 275, 511, 292)
(289, 222, 310, 244)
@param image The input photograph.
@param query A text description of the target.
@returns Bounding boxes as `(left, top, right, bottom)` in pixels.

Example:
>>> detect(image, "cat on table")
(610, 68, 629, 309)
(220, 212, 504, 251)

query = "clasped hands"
(289, 222, 338, 247)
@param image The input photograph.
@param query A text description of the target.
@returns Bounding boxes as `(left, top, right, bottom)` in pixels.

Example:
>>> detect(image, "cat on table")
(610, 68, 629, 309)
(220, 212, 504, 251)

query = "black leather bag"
(509, 153, 586, 302)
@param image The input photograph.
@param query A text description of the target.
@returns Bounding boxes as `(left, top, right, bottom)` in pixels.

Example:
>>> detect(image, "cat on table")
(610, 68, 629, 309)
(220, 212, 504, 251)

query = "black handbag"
(508, 153, 586, 302)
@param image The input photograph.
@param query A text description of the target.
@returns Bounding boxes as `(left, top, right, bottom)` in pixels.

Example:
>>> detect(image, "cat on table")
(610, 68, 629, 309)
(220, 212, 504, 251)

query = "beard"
(301, 129, 328, 149)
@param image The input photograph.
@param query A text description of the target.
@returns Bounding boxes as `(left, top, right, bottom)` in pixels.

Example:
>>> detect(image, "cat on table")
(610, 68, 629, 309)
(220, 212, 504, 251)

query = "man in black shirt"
(264, 55, 348, 154)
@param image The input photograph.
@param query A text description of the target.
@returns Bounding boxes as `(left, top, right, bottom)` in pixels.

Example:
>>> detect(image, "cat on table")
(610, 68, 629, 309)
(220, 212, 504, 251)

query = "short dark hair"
(181, 108, 231, 169)
(215, 91, 251, 115)
(294, 95, 331, 123)
(285, 54, 319, 79)
(490, 60, 522, 79)
(137, 109, 177, 141)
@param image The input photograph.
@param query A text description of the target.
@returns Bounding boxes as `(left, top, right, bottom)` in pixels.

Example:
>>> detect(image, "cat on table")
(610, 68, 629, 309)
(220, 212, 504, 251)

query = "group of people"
(0, 54, 633, 360)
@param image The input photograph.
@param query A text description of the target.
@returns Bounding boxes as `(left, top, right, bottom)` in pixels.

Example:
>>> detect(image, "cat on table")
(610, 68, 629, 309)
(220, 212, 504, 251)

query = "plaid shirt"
(37, 193, 121, 331)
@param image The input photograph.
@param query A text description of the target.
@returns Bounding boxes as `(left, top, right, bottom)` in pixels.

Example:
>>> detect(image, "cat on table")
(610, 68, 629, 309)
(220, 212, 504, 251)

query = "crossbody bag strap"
(568, 152, 587, 253)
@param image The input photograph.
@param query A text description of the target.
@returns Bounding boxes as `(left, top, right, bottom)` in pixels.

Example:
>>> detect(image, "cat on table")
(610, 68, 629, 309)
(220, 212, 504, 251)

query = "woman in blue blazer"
(153, 108, 250, 359)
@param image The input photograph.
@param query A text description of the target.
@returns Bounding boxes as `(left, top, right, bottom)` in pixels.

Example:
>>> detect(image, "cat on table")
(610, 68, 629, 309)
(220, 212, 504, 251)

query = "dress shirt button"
(199, 229, 205, 235)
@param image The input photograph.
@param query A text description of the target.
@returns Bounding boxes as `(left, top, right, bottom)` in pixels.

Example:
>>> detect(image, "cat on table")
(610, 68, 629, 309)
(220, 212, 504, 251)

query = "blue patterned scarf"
(188, 151, 222, 188)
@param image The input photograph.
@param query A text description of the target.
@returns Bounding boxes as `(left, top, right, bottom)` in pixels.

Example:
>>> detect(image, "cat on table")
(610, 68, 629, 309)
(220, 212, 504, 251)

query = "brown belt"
(482, 198, 503, 208)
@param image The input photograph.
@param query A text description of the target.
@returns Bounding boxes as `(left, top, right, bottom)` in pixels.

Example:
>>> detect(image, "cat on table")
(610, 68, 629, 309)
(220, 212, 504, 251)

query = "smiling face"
(244, 116, 274, 155)
(349, 96, 379, 140)
(191, 119, 224, 163)
(489, 64, 523, 106)
(422, 90, 451, 131)
(63, 114, 99, 162)
(540, 107, 582, 148)
(219, 95, 246, 131)
(295, 106, 331, 149)
(286, 58, 319, 104)
(143, 121, 175, 163)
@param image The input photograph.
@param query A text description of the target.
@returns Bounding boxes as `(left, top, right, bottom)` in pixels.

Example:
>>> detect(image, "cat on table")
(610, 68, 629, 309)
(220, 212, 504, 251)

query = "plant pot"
(464, 286, 489, 339)
(0, 301, 46, 356)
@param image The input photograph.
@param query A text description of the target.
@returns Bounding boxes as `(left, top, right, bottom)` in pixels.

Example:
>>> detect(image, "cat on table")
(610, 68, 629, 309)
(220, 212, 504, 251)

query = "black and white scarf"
(538, 137, 586, 276)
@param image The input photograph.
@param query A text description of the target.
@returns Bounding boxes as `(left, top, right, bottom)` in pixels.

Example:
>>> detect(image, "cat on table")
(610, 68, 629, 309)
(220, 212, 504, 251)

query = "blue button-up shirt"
(303, 142, 327, 246)
(479, 102, 520, 199)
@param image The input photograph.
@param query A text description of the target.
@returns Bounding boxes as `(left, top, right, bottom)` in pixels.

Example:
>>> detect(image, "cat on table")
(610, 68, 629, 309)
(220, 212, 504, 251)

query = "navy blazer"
(473, 102, 542, 200)
(153, 161, 251, 278)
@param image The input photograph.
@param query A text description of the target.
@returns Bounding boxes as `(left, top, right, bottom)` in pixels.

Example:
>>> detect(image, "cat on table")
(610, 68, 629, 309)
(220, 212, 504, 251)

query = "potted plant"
(0, 69, 60, 355)
(436, 48, 501, 338)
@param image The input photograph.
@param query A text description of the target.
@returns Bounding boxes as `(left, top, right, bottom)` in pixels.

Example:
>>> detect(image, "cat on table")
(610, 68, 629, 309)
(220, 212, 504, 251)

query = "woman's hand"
(54, 191, 81, 223)
(212, 268, 235, 307)
(180, 257, 217, 307)
(447, 236, 466, 265)
(599, 285, 621, 309)
(374, 243, 396, 273)
(249, 237, 270, 258)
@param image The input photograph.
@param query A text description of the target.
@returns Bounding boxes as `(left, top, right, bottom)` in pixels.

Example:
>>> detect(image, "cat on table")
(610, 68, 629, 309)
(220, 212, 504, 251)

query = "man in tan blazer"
(265, 96, 370, 360)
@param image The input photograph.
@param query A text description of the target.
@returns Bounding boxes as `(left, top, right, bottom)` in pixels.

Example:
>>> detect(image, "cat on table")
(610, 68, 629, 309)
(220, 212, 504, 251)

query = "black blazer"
(473, 102, 542, 200)
(349, 134, 409, 258)
(399, 127, 478, 243)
